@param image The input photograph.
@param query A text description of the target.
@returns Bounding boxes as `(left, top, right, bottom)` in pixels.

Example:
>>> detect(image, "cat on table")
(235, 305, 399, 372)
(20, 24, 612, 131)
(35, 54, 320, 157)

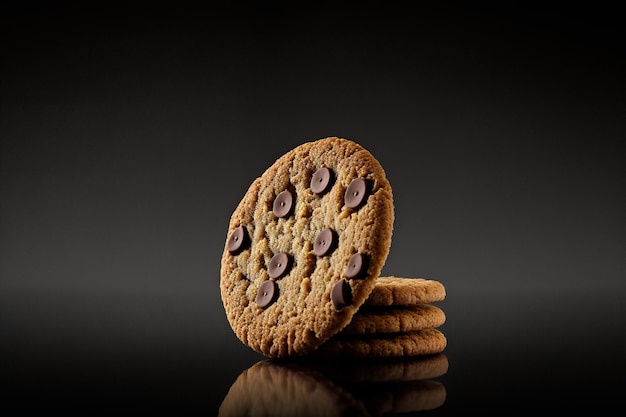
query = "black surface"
(1, 1, 624, 414)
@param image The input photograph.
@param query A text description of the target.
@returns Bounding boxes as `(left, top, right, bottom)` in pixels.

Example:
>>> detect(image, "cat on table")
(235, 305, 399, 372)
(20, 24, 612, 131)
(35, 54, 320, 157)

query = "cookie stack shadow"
(219, 352, 448, 417)
(315, 276, 448, 359)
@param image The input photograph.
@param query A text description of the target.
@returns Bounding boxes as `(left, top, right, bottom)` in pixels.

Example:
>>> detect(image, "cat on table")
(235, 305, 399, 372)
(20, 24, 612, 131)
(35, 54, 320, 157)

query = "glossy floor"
(1, 286, 622, 414)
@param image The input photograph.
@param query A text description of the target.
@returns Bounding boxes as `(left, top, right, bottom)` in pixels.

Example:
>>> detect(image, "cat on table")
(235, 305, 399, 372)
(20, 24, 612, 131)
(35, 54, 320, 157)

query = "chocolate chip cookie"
(220, 137, 394, 358)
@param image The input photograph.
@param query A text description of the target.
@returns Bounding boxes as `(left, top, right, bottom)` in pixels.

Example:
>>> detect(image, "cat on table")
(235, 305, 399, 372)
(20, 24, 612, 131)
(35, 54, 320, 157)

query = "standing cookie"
(220, 137, 395, 358)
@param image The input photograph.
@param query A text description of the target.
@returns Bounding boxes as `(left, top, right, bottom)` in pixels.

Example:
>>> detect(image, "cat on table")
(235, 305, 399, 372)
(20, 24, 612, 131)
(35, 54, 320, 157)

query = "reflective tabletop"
(1, 286, 622, 414)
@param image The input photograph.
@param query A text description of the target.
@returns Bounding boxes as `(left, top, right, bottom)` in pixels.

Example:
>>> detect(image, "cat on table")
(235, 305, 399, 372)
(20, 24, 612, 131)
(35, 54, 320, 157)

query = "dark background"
(1, 1, 624, 414)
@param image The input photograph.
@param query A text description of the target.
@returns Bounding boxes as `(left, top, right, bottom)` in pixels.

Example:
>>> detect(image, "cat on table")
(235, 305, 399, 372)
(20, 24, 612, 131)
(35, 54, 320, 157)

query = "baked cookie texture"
(341, 304, 446, 335)
(315, 328, 448, 358)
(364, 276, 446, 307)
(220, 137, 395, 358)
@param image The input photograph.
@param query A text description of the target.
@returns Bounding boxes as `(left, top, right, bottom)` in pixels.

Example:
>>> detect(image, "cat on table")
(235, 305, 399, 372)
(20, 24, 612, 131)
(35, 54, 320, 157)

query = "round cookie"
(220, 137, 395, 358)
(364, 277, 446, 307)
(315, 328, 448, 358)
(340, 304, 446, 335)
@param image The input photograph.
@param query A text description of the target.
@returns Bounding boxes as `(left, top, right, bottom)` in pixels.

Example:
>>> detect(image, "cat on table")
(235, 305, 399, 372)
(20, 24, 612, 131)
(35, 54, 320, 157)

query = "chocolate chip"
(310, 167, 334, 195)
(331, 279, 352, 310)
(314, 228, 337, 257)
(227, 225, 249, 255)
(256, 280, 278, 308)
(273, 190, 294, 218)
(268, 252, 292, 279)
(345, 253, 368, 279)
(344, 178, 369, 209)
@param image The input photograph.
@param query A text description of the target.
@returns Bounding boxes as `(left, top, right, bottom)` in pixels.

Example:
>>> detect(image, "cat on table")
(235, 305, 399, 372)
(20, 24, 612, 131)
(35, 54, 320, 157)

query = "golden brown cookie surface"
(220, 137, 394, 358)
(340, 304, 446, 335)
(315, 328, 448, 358)
(365, 277, 446, 307)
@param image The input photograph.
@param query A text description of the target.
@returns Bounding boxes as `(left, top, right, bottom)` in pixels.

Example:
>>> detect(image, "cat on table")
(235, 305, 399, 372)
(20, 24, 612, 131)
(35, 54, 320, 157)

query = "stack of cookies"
(220, 136, 447, 359)
(315, 276, 447, 358)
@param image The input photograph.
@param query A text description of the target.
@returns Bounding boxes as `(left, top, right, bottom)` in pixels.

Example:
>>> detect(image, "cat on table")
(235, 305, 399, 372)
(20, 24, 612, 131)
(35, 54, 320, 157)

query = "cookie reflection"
(218, 354, 447, 417)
